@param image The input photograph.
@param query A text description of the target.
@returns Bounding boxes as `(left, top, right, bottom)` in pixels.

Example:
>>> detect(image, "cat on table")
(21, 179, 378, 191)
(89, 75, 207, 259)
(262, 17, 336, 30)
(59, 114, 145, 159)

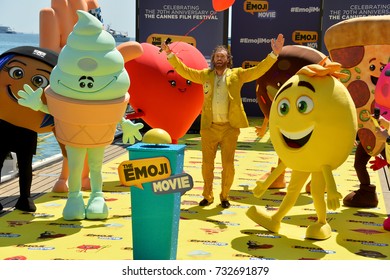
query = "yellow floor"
(0, 121, 389, 260)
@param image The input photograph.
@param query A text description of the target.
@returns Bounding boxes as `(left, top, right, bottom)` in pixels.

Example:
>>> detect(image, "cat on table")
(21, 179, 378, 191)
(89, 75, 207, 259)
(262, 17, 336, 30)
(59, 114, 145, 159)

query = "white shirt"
(212, 70, 229, 123)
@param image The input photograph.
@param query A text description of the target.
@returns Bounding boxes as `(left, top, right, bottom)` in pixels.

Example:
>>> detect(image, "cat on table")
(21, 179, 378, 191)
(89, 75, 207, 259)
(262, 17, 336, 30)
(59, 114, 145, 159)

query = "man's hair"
(210, 45, 233, 69)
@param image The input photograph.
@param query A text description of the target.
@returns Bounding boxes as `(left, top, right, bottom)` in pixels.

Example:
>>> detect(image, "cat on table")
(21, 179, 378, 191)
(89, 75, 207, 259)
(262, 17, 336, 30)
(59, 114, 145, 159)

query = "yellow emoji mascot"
(247, 60, 357, 240)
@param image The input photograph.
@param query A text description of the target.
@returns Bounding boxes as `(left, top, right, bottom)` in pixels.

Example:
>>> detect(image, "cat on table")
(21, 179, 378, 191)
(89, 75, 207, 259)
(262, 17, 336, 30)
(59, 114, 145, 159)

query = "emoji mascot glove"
(18, 10, 143, 220)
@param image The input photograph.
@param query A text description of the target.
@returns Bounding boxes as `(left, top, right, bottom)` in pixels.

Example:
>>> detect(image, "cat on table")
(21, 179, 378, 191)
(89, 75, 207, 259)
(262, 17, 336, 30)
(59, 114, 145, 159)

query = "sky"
(0, 0, 136, 37)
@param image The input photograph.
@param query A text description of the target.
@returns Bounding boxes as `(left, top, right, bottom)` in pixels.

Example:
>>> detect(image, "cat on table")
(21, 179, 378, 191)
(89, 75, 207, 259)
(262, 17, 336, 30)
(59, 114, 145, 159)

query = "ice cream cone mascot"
(246, 60, 357, 240)
(39, 0, 143, 193)
(0, 46, 58, 212)
(18, 10, 143, 220)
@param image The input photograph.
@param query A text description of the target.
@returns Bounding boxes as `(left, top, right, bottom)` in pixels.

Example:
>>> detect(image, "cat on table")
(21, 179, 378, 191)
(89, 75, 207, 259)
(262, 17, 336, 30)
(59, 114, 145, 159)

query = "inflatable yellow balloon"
(247, 59, 357, 240)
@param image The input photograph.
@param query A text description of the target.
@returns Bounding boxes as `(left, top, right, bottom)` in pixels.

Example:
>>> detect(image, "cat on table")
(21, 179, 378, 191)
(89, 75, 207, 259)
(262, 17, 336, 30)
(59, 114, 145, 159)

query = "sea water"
(0, 33, 39, 54)
(0, 33, 62, 164)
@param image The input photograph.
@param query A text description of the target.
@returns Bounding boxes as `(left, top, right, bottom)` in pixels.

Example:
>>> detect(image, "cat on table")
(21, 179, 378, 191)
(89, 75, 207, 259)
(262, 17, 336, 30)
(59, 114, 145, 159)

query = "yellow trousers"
(200, 122, 240, 202)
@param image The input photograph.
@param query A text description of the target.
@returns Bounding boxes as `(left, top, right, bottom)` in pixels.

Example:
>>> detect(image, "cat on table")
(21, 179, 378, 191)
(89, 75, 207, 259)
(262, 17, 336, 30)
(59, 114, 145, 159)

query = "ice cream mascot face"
(50, 10, 130, 101)
(269, 61, 357, 172)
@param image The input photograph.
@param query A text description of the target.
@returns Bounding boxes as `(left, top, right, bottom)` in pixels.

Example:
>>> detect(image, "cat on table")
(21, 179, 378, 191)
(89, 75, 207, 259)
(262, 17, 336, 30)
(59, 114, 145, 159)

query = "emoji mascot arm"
(17, 84, 49, 114)
(322, 165, 342, 210)
(253, 161, 286, 198)
(120, 118, 144, 144)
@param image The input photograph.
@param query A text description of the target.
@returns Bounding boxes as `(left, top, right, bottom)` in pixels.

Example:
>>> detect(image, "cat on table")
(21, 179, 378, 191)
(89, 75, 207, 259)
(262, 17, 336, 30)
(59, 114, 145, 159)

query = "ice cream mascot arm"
(247, 60, 357, 239)
(18, 10, 143, 220)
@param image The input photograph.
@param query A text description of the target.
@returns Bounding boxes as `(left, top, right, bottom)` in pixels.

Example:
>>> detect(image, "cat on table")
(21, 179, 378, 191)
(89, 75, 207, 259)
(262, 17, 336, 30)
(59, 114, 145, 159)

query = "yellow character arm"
(322, 165, 342, 210)
(253, 161, 286, 198)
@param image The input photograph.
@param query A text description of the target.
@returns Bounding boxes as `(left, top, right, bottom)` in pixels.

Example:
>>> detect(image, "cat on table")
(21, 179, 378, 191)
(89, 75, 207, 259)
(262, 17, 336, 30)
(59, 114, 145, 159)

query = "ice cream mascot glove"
(18, 10, 143, 220)
(0, 46, 58, 212)
(246, 61, 357, 240)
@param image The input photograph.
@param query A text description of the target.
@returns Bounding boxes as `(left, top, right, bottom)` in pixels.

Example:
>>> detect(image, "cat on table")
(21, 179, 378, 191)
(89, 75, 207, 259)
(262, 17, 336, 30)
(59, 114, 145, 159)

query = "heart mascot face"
(124, 42, 208, 143)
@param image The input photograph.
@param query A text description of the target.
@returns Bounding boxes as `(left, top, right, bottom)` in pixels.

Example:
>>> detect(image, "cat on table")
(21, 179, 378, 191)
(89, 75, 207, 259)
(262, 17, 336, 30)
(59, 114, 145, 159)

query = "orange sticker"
(243, 0, 269, 15)
(292, 31, 318, 44)
(146, 33, 196, 48)
(118, 157, 171, 189)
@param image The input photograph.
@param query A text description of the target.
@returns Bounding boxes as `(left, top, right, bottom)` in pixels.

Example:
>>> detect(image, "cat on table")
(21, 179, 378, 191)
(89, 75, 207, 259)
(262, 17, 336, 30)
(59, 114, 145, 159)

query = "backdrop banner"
(137, 0, 228, 60)
(321, 0, 390, 54)
(230, 0, 322, 116)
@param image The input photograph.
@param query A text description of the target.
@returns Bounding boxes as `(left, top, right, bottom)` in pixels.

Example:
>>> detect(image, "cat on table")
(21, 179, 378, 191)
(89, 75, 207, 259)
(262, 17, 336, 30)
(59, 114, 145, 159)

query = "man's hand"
(40, 0, 100, 53)
(160, 38, 173, 54)
(271, 33, 285, 56)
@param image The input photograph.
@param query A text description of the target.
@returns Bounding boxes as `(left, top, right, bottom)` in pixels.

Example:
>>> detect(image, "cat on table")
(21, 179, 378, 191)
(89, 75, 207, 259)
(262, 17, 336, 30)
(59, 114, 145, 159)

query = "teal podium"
(127, 142, 186, 260)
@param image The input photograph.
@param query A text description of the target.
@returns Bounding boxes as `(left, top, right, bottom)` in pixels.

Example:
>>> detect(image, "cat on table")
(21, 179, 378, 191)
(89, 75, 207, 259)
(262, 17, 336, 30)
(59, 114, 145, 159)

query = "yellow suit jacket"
(167, 53, 277, 130)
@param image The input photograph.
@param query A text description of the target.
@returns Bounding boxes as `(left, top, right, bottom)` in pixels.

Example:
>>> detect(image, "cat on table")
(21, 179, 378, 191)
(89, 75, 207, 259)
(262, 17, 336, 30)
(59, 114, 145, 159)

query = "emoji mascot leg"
(62, 146, 87, 220)
(14, 150, 37, 212)
(85, 147, 108, 220)
(247, 170, 310, 233)
(306, 172, 331, 240)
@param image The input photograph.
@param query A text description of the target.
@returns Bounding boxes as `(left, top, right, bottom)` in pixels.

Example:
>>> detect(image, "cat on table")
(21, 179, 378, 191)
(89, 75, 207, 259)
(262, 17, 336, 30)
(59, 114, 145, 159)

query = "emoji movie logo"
(118, 157, 171, 189)
(244, 0, 269, 15)
(152, 173, 193, 195)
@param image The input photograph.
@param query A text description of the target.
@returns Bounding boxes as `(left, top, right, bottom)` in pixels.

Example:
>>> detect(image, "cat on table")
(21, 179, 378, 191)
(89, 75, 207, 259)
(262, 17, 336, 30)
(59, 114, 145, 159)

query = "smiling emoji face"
(269, 62, 357, 172)
(0, 47, 57, 133)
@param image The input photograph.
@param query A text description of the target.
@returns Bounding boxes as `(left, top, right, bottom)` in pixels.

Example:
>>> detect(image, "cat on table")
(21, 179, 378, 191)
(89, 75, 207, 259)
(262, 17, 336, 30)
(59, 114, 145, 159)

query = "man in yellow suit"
(161, 34, 284, 208)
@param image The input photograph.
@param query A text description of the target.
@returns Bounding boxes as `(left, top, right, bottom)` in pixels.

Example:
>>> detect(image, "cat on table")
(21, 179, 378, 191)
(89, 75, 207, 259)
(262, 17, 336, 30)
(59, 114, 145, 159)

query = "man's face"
(213, 50, 229, 70)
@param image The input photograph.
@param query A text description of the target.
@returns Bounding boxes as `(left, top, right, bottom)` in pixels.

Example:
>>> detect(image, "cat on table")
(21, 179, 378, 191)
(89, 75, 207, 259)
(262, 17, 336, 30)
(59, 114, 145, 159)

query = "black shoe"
(199, 198, 213, 206)
(15, 197, 37, 212)
(221, 200, 230, 208)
